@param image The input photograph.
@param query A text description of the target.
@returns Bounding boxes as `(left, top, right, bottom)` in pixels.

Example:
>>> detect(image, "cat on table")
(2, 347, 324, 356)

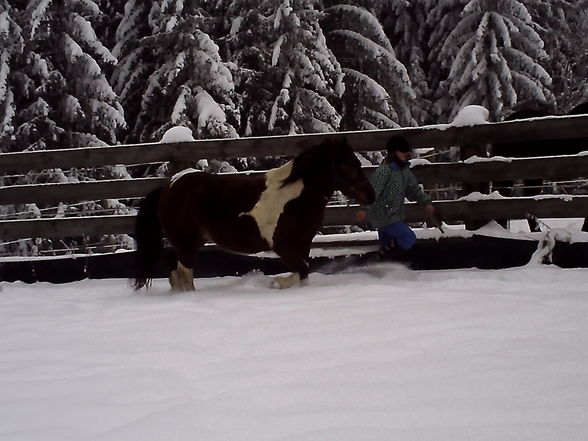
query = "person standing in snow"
(358, 136, 435, 259)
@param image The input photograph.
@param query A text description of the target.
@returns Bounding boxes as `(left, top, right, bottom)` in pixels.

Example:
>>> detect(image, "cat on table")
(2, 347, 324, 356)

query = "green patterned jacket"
(365, 161, 431, 228)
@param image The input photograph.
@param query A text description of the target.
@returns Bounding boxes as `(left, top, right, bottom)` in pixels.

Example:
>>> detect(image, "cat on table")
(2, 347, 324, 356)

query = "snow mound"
(159, 126, 195, 143)
(450, 105, 490, 127)
(459, 190, 504, 201)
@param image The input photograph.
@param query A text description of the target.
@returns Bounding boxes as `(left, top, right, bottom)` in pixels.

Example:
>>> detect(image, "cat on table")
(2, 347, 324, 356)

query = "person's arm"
(405, 172, 431, 206)
(405, 172, 435, 217)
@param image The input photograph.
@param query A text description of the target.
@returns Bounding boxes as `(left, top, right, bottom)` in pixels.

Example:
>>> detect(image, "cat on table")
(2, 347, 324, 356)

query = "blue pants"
(377, 221, 416, 250)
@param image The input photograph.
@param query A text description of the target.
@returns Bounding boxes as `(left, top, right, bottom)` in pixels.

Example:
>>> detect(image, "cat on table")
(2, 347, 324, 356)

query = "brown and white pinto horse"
(132, 139, 375, 291)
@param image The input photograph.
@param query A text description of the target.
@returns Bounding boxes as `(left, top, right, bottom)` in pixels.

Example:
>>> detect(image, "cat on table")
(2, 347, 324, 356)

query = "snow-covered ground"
(1, 262, 588, 441)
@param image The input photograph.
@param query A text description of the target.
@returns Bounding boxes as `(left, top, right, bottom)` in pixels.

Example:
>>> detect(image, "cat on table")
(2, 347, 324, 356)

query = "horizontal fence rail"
(1, 115, 588, 173)
(0, 177, 166, 206)
(2, 196, 588, 241)
(2, 154, 588, 205)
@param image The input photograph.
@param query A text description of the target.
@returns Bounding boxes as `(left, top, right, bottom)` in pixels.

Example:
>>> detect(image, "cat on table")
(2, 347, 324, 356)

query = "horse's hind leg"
(170, 261, 195, 292)
(169, 241, 202, 292)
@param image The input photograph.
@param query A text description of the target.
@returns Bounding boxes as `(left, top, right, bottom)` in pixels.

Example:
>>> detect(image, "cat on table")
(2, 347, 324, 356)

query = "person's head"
(386, 136, 412, 162)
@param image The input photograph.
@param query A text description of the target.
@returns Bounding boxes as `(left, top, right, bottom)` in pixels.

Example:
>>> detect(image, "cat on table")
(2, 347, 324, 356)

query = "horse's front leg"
(272, 242, 311, 289)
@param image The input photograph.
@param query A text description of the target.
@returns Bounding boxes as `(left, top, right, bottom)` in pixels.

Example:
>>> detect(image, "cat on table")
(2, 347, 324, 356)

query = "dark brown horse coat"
(133, 140, 375, 291)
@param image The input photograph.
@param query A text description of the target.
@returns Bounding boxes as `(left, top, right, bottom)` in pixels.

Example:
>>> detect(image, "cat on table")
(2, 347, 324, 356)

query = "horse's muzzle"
(351, 185, 375, 205)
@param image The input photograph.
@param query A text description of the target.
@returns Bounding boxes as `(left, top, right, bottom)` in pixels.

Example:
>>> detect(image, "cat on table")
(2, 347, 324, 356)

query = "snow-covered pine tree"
(325, 0, 388, 17)
(95, 0, 127, 54)
(221, 0, 279, 138)
(223, 0, 344, 137)
(430, 0, 553, 122)
(219, 0, 344, 173)
(543, 0, 588, 107)
(523, 0, 581, 108)
(109, 0, 151, 140)
(425, 0, 469, 120)
(380, 0, 436, 125)
(265, 0, 344, 135)
(12, 0, 125, 152)
(322, 3, 415, 130)
(574, 0, 588, 98)
(110, 0, 150, 60)
(113, 0, 238, 143)
(0, 0, 23, 154)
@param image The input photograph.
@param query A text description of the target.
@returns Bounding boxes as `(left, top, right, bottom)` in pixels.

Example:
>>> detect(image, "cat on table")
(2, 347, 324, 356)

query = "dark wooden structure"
(1, 114, 587, 272)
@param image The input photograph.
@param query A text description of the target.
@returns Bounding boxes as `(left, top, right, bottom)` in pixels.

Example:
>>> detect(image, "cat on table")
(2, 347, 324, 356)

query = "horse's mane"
(281, 141, 341, 187)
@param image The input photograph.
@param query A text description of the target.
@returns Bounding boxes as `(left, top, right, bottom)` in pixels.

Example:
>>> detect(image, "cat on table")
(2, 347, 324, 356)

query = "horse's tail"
(132, 187, 164, 290)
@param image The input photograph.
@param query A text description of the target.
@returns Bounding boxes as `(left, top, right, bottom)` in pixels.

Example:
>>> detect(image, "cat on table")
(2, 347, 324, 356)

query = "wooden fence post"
(460, 143, 491, 230)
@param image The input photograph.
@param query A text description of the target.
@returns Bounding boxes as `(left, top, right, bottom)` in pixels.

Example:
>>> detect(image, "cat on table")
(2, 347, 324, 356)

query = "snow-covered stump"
(159, 126, 198, 177)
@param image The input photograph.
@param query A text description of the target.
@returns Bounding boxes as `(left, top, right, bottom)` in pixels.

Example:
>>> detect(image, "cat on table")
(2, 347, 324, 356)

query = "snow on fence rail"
(1, 114, 588, 173)
(1, 114, 587, 242)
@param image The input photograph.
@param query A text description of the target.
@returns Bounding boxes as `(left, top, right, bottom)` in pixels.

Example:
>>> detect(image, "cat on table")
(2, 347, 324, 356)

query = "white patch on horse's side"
(240, 161, 304, 247)
(170, 168, 199, 187)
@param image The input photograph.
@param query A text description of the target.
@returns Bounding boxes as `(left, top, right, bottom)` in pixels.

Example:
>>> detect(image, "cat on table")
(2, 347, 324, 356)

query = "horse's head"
(283, 139, 375, 205)
(326, 139, 375, 205)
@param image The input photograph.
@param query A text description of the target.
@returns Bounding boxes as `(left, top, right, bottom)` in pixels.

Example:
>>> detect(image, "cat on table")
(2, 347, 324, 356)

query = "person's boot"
(378, 242, 403, 261)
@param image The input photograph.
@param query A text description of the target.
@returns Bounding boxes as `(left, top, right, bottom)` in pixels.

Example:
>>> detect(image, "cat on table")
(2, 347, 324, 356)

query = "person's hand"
(425, 204, 434, 217)
(355, 210, 367, 223)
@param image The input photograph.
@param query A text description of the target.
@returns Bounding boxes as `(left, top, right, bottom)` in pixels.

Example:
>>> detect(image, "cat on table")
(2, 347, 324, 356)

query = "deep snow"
(1, 261, 588, 441)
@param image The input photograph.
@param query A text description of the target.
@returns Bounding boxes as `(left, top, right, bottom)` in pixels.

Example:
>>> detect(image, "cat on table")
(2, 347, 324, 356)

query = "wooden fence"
(1, 114, 588, 243)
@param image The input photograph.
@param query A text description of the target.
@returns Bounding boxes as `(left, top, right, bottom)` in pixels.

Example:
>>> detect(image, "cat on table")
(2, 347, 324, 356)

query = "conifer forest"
(1, 0, 587, 153)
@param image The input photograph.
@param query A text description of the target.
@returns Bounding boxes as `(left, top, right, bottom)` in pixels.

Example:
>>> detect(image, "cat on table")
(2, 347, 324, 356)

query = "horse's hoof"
(169, 266, 196, 292)
(169, 286, 196, 293)
(271, 273, 301, 289)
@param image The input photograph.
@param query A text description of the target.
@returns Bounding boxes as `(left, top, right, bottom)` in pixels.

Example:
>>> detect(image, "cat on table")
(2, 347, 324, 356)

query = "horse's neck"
(263, 160, 305, 201)
(268, 159, 333, 202)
